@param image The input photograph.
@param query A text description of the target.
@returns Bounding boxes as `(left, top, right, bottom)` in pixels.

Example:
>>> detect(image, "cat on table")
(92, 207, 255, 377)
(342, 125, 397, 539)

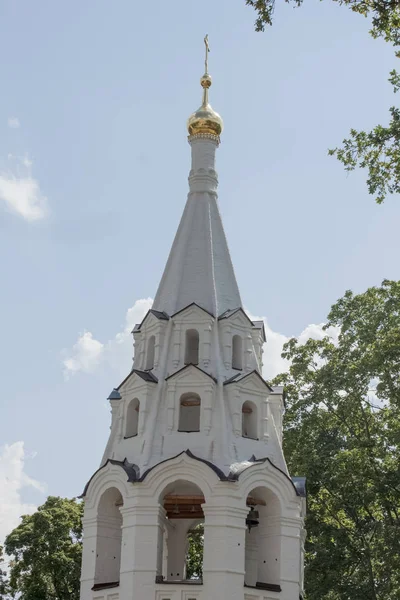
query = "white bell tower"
(80, 36, 306, 600)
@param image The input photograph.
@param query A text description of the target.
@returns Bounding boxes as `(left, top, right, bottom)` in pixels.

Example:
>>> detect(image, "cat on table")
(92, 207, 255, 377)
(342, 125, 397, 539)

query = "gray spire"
(152, 141, 242, 316)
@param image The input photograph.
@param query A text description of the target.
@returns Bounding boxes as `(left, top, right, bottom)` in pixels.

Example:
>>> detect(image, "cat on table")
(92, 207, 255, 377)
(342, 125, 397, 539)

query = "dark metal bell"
(246, 506, 259, 532)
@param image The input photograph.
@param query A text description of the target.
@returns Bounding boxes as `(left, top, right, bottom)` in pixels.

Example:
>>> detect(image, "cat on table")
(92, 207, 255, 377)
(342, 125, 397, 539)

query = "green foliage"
(4, 497, 83, 600)
(329, 73, 400, 203)
(275, 279, 400, 599)
(185, 524, 204, 580)
(0, 546, 9, 600)
(246, 0, 400, 43)
(246, 0, 400, 203)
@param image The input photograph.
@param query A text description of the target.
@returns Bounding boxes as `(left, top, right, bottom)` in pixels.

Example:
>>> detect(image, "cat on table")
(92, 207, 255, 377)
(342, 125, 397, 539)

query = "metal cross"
(204, 34, 210, 74)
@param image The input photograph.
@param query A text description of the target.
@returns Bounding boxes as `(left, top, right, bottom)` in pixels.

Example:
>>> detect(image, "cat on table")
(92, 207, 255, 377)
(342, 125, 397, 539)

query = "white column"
(166, 384, 176, 432)
(172, 323, 181, 368)
(202, 323, 212, 369)
(232, 388, 241, 437)
(154, 332, 161, 370)
(80, 514, 97, 600)
(279, 517, 302, 600)
(119, 504, 165, 600)
(137, 335, 145, 370)
(203, 387, 213, 435)
(261, 398, 269, 442)
(257, 514, 281, 585)
(251, 331, 262, 372)
(300, 526, 306, 596)
(269, 397, 283, 443)
(222, 325, 232, 370)
(202, 504, 248, 600)
(244, 333, 253, 372)
(166, 520, 192, 580)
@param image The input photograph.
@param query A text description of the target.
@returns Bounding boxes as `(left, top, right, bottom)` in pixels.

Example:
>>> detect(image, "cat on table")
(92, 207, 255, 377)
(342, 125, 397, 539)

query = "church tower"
(80, 37, 306, 600)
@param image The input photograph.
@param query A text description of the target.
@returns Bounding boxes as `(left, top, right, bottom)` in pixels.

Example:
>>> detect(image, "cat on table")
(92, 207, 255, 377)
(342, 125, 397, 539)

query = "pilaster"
(202, 504, 248, 600)
(279, 517, 302, 600)
(80, 515, 98, 600)
(244, 333, 253, 373)
(257, 515, 281, 585)
(119, 503, 165, 600)
(222, 324, 232, 370)
(167, 383, 176, 432)
(202, 323, 212, 369)
(172, 323, 181, 368)
(203, 387, 213, 435)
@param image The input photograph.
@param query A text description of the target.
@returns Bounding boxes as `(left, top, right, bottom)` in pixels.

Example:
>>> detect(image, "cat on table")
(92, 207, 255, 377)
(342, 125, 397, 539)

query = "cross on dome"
(187, 34, 223, 139)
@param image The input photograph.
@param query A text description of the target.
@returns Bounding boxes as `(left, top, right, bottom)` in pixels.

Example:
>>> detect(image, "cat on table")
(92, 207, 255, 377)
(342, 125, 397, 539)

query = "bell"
(246, 506, 259, 532)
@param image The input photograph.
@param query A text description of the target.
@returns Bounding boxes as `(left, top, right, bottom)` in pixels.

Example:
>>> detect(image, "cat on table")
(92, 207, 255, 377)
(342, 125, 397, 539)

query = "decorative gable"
(132, 310, 169, 372)
(224, 371, 271, 442)
(114, 370, 158, 441)
(165, 364, 216, 435)
(218, 307, 253, 329)
(170, 303, 215, 371)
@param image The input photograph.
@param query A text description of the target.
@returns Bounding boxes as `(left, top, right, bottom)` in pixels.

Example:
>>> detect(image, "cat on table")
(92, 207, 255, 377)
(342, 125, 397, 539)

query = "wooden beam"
(166, 511, 204, 520)
(247, 496, 266, 506)
(164, 495, 205, 505)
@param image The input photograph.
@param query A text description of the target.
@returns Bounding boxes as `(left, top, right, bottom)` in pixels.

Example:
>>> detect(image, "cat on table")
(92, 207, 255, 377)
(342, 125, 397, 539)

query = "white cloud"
(0, 157, 48, 220)
(22, 157, 32, 168)
(107, 298, 153, 374)
(247, 309, 340, 380)
(0, 441, 45, 544)
(7, 117, 20, 129)
(63, 331, 105, 379)
(63, 298, 153, 378)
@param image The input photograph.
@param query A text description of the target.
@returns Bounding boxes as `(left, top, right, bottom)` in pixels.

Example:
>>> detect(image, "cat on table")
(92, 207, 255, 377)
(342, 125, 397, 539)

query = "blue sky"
(0, 0, 399, 541)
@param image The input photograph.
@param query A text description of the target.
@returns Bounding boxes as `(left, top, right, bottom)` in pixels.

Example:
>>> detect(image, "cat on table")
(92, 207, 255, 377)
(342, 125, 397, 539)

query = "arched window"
(145, 335, 155, 370)
(242, 401, 258, 439)
(94, 487, 123, 586)
(125, 398, 139, 437)
(184, 329, 199, 365)
(178, 393, 201, 432)
(232, 335, 243, 370)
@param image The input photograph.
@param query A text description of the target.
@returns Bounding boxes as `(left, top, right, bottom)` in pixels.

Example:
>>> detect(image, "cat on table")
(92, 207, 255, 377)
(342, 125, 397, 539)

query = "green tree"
(185, 523, 204, 580)
(246, 0, 400, 203)
(5, 497, 83, 600)
(275, 279, 400, 599)
(0, 546, 9, 600)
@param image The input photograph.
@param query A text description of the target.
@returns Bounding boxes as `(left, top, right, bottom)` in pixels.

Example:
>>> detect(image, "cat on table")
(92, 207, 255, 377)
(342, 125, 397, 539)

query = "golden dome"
(187, 36, 223, 139)
(187, 74, 223, 138)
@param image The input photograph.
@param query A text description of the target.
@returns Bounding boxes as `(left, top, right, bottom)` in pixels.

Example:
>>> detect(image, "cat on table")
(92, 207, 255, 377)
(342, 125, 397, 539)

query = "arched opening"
(94, 487, 123, 587)
(244, 487, 281, 589)
(178, 393, 201, 432)
(184, 329, 199, 365)
(232, 335, 243, 370)
(125, 398, 139, 438)
(158, 480, 205, 583)
(145, 335, 155, 370)
(242, 401, 258, 439)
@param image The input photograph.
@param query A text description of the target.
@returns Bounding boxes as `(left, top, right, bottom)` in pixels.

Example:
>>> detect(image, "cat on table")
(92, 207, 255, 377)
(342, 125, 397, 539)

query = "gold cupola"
(187, 35, 224, 139)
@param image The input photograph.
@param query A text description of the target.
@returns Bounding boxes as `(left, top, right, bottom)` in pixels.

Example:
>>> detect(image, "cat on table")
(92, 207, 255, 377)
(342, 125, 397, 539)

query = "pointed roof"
(116, 369, 158, 391)
(165, 363, 217, 383)
(218, 307, 254, 325)
(223, 369, 274, 392)
(152, 192, 242, 316)
(132, 309, 170, 332)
